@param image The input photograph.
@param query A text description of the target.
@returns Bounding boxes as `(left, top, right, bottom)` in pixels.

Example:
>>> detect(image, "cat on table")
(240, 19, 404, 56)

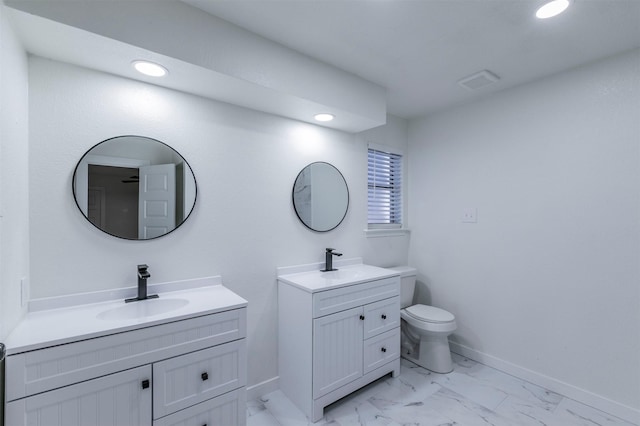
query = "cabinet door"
(313, 307, 363, 398)
(6, 365, 152, 426)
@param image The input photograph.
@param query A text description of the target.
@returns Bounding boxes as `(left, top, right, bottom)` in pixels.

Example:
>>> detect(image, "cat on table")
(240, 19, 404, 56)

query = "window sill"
(364, 228, 411, 238)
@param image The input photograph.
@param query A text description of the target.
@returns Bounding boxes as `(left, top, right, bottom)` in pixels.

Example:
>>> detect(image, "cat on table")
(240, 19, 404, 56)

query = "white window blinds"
(368, 147, 402, 226)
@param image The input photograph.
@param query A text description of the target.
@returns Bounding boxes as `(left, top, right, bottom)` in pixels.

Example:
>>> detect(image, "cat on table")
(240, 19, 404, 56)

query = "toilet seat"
(401, 306, 457, 334)
(405, 304, 455, 323)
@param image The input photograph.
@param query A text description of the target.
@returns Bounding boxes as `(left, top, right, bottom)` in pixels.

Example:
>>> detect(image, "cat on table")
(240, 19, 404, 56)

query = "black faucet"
(125, 264, 159, 302)
(321, 248, 343, 272)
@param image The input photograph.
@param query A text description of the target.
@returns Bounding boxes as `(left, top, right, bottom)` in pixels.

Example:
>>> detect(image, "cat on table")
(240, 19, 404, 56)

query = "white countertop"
(277, 258, 400, 293)
(4, 276, 247, 355)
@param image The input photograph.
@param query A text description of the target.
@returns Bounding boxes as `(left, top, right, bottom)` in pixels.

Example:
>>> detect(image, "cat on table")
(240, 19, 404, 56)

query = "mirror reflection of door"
(87, 164, 176, 240)
(138, 164, 176, 239)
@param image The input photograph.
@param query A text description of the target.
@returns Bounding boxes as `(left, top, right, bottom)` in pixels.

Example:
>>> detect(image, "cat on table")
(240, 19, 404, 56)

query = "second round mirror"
(292, 162, 349, 232)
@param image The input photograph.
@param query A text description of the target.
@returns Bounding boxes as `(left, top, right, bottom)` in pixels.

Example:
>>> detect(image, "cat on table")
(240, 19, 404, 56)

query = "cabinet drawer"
(153, 388, 246, 426)
(363, 328, 400, 375)
(7, 308, 246, 401)
(6, 365, 152, 426)
(313, 276, 399, 318)
(364, 297, 400, 339)
(153, 340, 247, 419)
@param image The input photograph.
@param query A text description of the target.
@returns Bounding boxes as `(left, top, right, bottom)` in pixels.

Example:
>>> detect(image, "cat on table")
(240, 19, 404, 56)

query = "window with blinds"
(368, 147, 402, 227)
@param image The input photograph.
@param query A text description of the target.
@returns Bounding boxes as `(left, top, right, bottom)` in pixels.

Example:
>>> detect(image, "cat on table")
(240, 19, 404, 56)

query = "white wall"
(408, 49, 640, 420)
(27, 57, 408, 392)
(0, 4, 29, 341)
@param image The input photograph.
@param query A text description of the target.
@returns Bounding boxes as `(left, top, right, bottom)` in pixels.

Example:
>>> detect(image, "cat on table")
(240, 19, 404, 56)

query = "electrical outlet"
(21, 276, 29, 307)
(461, 208, 477, 223)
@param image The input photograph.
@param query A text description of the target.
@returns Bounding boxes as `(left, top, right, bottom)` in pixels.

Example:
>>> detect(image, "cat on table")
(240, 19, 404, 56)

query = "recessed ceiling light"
(314, 113, 335, 122)
(536, 0, 570, 19)
(132, 60, 168, 77)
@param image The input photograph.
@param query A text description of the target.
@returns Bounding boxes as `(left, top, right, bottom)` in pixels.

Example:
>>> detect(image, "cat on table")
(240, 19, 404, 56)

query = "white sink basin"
(320, 269, 364, 281)
(97, 298, 189, 321)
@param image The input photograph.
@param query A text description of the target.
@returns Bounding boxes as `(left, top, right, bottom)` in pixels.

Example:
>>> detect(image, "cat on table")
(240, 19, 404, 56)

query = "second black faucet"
(321, 248, 342, 272)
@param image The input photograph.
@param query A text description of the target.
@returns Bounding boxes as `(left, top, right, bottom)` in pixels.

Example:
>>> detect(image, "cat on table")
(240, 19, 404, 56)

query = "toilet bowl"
(388, 266, 457, 373)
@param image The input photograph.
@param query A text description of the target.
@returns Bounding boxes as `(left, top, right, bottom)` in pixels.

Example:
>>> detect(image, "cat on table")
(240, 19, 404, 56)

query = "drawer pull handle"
(141, 379, 150, 389)
(359, 315, 365, 320)
(381, 347, 387, 353)
(381, 314, 387, 320)
(201, 372, 209, 381)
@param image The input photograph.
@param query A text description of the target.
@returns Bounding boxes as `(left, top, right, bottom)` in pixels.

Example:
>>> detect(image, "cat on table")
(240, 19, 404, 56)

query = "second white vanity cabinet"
(278, 262, 401, 422)
(4, 280, 247, 426)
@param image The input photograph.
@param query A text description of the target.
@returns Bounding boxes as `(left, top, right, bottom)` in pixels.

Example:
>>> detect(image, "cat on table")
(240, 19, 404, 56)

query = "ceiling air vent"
(457, 70, 500, 91)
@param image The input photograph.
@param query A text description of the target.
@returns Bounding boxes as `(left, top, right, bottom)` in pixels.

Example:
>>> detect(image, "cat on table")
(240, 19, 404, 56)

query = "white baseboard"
(449, 341, 640, 425)
(247, 376, 280, 402)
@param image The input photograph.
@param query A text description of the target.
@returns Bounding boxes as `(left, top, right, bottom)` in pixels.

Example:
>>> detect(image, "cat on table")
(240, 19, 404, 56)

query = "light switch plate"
(461, 208, 477, 223)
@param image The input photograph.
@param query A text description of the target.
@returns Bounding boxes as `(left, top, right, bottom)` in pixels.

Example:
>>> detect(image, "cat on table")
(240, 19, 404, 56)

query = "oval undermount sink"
(320, 269, 364, 280)
(97, 298, 189, 321)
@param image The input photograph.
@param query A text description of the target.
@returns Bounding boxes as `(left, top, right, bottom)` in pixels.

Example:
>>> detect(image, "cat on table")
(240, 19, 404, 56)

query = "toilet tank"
(388, 266, 417, 308)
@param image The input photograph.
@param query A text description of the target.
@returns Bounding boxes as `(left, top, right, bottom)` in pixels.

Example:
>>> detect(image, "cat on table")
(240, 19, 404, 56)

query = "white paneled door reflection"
(138, 163, 176, 239)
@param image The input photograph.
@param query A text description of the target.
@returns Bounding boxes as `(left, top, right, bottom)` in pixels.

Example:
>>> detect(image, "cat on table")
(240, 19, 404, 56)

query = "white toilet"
(389, 266, 457, 373)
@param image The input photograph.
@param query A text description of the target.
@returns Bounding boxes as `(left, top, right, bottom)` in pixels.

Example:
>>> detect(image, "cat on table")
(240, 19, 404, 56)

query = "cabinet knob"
(141, 379, 150, 389)
(381, 347, 387, 353)
(381, 314, 387, 320)
(359, 315, 365, 320)
(201, 372, 209, 381)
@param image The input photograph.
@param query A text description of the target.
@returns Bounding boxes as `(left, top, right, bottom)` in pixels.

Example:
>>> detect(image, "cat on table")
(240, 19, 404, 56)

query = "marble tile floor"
(247, 354, 637, 426)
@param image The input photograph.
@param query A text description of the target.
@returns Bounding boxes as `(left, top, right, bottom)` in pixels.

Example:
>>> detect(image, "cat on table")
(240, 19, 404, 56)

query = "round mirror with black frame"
(72, 135, 197, 240)
(292, 162, 349, 232)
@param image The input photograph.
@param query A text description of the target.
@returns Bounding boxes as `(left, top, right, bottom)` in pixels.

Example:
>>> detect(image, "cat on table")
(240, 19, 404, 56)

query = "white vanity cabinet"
(4, 281, 248, 426)
(278, 263, 401, 422)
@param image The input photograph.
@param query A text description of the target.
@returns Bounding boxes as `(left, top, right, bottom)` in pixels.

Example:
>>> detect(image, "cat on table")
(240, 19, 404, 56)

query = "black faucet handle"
(326, 248, 343, 257)
(137, 264, 150, 278)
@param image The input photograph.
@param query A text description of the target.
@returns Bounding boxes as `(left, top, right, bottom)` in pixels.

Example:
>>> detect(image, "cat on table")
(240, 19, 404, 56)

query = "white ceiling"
(184, 0, 640, 119)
